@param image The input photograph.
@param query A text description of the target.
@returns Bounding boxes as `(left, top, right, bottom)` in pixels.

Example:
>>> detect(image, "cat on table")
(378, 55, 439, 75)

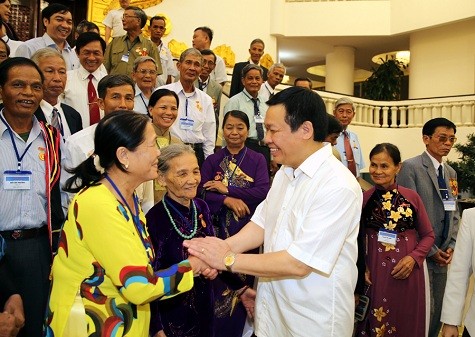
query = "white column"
(325, 46, 355, 95)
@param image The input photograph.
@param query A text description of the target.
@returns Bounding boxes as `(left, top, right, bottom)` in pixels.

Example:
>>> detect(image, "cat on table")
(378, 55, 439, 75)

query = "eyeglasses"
(122, 15, 138, 20)
(136, 69, 157, 75)
(430, 135, 457, 144)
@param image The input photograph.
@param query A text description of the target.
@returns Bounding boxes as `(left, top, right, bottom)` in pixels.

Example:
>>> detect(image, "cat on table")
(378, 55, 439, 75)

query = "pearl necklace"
(162, 196, 198, 239)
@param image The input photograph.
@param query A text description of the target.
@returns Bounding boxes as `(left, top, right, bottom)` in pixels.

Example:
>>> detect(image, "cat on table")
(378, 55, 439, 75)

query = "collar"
(263, 81, 274, 94)
(283, 143, 330, 180)
(42, 33, 72, 51)
(40, 100, 61, 118)
(78, 65, 103, 80)
(242, 89, 258, 101)
(424, 149, 443, 171)
(0, 108, 42, 139)
(175, 80, 196, 96)
(121, 33, 144, 43)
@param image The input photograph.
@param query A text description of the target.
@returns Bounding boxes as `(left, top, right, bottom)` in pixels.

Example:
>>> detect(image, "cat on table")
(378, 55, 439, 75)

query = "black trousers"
(463, 327, 472, 337)
(0, 233, 51, 337)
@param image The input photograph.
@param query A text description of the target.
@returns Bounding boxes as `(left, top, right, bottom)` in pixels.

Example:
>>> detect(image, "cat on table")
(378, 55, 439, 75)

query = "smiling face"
(159, 152, 201, 206)
(0, 0, 11, 23)
(44, 11, 73, 45)
(78, 41, 104, 73)
(242, 69, 262, 97)
(132, 60, 157, 93)
(369, 150, 401, 189)
(0, 65, 43, 121)
(223, 115, 249, 151)
(37, 55, 67, 102)
(264, 103, 305, 168)
(149, 94, 178, 130)
(423, 126, 456, 162)
(127, 123, 160, 183)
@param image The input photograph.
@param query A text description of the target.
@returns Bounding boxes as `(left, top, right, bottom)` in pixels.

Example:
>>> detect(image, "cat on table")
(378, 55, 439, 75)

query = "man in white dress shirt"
(258, 63, 286, 102)
(15, 4, 79, 70)
(149, 15, 177, 86)
(184, 87, 363, 337)
(192, 26, 227, 86)
(63, 32, 107, 128)
(158, 48, 216, 166)
(31, 48, 82, 139)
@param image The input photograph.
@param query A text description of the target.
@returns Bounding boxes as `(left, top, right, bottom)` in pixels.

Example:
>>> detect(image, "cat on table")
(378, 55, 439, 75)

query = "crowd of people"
(0, 2, 472, 337)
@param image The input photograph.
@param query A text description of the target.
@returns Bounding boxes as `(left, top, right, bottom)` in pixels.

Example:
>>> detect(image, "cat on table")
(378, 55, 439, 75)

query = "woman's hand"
(153, 330, 167, 337)
(188, 256, 218, 279)
(183, 236, 231, 271)
(240, 287, 256, 319)
(441, 324, 459, 337)
(391, 255, 416, 279)
(223, 197, 250, 218)
(365, 265, 372, 285)
(203, 180, 228, 194)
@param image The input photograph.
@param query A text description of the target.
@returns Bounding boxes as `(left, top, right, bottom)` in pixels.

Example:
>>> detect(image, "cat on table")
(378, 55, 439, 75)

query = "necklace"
(162, 195, 198, 239)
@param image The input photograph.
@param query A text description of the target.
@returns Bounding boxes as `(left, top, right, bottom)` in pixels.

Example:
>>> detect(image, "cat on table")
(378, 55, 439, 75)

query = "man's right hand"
(431, 249, 451, 266)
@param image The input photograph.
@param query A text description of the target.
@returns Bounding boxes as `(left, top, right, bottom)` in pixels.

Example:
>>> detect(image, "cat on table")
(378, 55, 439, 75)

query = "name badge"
(121, 53, 129, 63)
(378, 229, 397, 246)
(3, 170, 32, 190)
(443, 199, 456, 211)
(179, 117, 194, 130)
(254, 115, 264, 123)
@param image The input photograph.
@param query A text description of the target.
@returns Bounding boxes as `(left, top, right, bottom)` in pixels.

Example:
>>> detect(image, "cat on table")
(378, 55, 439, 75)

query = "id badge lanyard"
(0, 114, 33, 173)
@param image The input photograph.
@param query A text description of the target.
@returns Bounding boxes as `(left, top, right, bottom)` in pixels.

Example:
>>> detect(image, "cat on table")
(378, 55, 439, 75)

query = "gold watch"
(224, 252, 236, 272)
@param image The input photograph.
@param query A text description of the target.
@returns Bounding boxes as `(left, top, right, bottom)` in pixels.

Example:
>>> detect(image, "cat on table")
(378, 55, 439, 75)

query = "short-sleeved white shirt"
(102, 8, 126, 38)
(251, 144, 363, 337)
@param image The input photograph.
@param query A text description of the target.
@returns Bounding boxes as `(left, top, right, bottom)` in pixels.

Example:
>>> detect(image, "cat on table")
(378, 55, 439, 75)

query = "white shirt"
(39, 100, 73, 139)
(335, 128, 365, 177)
(158, 81, 216, 158)
(441, 208, 475, 335)
(62, 123, 153, 212)
(102, 8, 126, 38)
(134, 85, 151, 116)
(15, 33, 79, 70)
(156, 41, 177, 86)
(210, 54, 227, 84)
(2, 35, 22, 56)
(258, 81, 274, 103)
(64, 66, 107, 128)
(251, 145, 363, 337)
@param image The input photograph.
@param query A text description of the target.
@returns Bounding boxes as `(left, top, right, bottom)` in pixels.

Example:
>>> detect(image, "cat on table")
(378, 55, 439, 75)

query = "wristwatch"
(224, 252, 236, 272)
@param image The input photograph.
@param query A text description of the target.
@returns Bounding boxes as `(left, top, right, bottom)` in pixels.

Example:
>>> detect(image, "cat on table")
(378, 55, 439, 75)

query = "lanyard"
(104, 174, 147, 247)
(126, 37, 140, 54)
(0, 113, 33, 171)
(139, 93, 150, 117)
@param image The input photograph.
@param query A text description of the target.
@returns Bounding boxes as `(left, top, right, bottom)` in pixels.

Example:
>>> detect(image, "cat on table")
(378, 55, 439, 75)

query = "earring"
(124, 163, 129, 170)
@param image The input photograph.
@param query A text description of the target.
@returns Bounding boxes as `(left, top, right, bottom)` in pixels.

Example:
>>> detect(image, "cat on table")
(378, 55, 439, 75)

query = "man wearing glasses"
(131, 56, 158, 115)
(398, 117, 459, 337)
(104, 6, 162, 77)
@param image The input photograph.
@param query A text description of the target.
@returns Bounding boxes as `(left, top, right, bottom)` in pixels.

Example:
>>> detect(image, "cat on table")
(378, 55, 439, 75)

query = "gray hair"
(179, 48, 203, 63)
(250, 38, 265, 49)
(125, 6, 148, 29)
(269, 62, 286, 74)
(31, 48, 65, 66)
(157, 144, 195, 174)
(241, 63, 263, 78)
(133, 56, 157, 72)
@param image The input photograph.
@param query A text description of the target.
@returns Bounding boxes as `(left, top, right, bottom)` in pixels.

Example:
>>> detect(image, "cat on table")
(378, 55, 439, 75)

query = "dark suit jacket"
(34, 103, 83, 136)
(397, 151, 459, 272)
(229, 61, 268, 98)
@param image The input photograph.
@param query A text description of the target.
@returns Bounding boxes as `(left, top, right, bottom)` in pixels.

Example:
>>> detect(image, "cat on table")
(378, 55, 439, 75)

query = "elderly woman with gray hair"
(146, 144, 253, 337)
(132, 56, 159, 115)
(146, 144, 215, 337)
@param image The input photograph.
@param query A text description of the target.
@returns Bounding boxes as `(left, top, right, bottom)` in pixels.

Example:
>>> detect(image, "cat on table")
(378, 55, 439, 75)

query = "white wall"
(409, 19, 475, 98)
(144, 0, 276, 64)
